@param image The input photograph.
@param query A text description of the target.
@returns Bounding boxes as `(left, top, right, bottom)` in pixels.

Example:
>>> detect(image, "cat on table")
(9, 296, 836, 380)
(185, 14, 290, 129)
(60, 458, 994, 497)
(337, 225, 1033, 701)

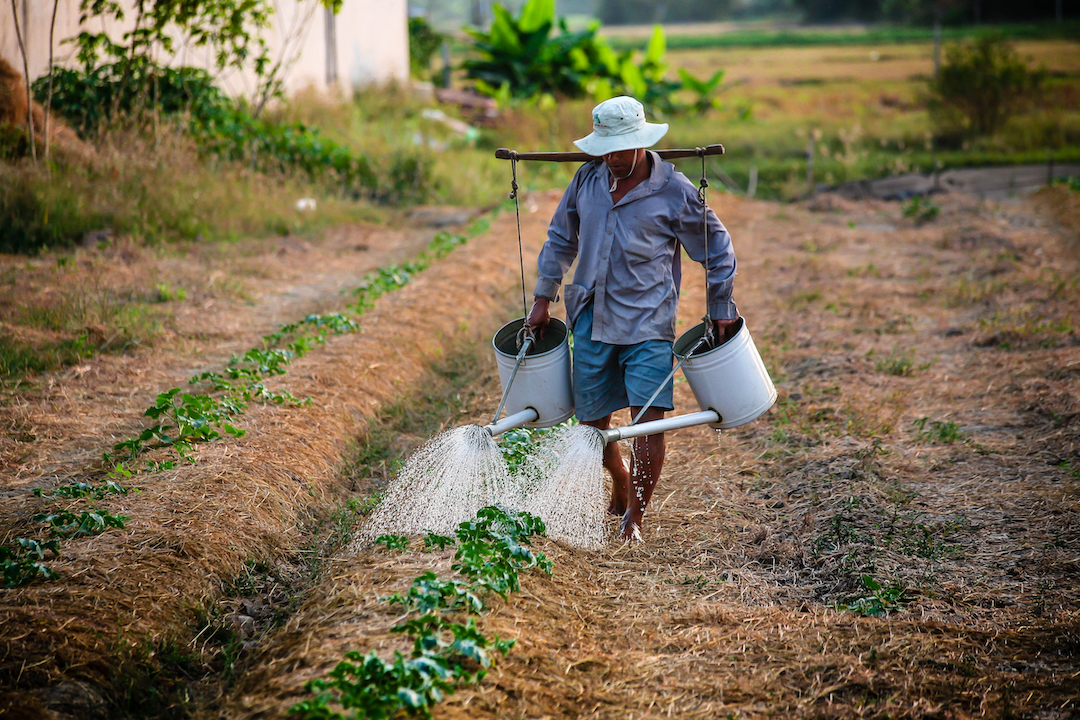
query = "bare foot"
(620, 510, 644, 542)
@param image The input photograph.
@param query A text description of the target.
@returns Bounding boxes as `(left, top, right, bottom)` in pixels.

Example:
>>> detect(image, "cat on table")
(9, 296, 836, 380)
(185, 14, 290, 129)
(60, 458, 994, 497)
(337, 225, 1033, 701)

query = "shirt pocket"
(563, 283, 594, 330)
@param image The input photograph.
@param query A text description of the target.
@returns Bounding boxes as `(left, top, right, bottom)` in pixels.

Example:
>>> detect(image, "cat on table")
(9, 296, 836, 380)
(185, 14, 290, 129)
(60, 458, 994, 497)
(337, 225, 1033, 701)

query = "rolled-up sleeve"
(533, 169, 584, 301)
(674, 184, 738, 320)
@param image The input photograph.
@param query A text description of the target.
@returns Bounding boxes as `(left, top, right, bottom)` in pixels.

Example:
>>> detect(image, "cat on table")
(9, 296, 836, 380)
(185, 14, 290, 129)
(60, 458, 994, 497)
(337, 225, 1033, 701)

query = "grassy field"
(660, 38, 1080, 196)
(427, 33, 1080, 200)
(602, 20, 1080, 49)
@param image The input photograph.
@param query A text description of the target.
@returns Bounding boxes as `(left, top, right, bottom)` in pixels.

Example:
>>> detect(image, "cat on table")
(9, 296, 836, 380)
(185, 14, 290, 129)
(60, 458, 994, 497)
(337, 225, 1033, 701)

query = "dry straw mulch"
(218, 191, 1078, 720)
(2, 187, 1078, 720)
(0, 198, 556, 715)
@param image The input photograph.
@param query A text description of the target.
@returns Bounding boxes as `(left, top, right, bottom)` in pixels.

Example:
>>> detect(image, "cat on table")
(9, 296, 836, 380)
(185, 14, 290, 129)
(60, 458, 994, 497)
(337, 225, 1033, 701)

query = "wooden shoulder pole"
(495, 145, 725, 162)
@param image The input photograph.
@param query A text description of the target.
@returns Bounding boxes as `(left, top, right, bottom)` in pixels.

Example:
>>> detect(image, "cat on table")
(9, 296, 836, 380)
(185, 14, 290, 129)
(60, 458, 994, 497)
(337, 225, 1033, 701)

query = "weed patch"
(901, 196, 941, 224)
(873, 346, 930, 376)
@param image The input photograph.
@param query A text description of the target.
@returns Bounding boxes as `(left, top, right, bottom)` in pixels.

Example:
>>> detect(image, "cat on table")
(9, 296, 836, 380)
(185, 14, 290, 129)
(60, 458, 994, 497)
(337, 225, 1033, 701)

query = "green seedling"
(841, 575, 908, 617)
(391, 614, 513, 680)
(229, 347, 294, 378)
(292, 507, 548, 720)
(296, 650, 458, 720)
(385, 572, 486, 615)
(107, 388, 246, 464)
(1, 538, 61, 587)
(33, 479, 130, 500)
(498, 427, 544, 474)
(373, 534, 410, 552)
(912, 416, 965, 444)
(33, 506, 130, 538)
(901, 196, 940, 224)
(423, 533, 456, 551)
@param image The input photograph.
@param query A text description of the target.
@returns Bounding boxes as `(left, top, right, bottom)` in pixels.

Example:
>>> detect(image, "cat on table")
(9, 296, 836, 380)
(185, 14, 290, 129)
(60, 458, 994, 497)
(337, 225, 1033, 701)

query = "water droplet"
(358, 424, 609, 549)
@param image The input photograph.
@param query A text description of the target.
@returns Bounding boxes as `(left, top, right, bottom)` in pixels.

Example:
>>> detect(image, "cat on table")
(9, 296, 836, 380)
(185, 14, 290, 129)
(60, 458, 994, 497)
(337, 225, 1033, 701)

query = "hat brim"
(573, 122, 669, 156)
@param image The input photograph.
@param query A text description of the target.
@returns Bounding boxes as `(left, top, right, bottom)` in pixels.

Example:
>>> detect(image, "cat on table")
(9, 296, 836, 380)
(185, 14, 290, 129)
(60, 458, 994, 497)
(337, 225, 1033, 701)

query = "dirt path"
(2, 188, 1078, 719)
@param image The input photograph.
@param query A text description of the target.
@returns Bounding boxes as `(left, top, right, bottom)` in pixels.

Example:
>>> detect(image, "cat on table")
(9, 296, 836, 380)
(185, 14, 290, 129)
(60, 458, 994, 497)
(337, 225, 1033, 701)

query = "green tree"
(462, 0, 706, 116)
(409, 16, 446, 81)
(927, 33, 1045, 138)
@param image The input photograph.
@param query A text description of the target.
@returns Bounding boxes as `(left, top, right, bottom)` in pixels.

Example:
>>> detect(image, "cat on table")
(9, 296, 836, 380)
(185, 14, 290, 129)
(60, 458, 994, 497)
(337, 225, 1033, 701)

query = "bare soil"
(1, 187, 1078, 719)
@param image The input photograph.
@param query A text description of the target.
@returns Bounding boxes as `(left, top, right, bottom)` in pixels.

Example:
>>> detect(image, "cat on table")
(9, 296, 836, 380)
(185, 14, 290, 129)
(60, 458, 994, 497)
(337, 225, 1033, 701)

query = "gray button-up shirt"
(534, 151, 737, 345)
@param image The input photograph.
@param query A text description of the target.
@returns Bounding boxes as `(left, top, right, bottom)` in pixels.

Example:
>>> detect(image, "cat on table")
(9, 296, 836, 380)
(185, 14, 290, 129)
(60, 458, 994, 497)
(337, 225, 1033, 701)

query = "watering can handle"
(495, 145, 725, 162)
(490, 334, 534, 425)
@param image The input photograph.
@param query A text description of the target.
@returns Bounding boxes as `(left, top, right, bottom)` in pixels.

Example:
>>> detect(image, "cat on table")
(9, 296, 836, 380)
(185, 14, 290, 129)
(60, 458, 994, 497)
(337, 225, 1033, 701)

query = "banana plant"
(678, 67, 727, 114)
(463, 0, 722, 119)
(464, 0, 643, 102)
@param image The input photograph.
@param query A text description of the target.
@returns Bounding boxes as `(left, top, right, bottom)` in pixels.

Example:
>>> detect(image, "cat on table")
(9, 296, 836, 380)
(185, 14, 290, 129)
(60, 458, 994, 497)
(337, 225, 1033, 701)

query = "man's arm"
(529, 167, 585, 334)
(675, 181, 739, 341)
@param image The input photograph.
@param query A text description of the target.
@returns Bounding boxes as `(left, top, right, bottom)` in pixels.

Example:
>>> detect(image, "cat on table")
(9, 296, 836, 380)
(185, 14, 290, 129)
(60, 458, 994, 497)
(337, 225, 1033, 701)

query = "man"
(526, 95, 740, 542)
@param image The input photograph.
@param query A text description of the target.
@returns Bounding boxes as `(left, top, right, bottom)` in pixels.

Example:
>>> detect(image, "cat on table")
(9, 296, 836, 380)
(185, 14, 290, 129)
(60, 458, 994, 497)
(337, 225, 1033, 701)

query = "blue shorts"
(571, 302, 674, 423)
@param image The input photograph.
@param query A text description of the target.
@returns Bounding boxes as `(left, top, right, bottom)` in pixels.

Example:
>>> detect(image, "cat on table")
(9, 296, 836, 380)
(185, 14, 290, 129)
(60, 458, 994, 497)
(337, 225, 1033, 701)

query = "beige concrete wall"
(1, 0, 93, 77)
(0, 0, 408, 96)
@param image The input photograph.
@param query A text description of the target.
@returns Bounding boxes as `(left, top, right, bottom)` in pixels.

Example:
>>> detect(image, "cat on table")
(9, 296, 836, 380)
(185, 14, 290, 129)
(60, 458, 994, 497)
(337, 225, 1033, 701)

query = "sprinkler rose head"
(586, 425, 617, 446)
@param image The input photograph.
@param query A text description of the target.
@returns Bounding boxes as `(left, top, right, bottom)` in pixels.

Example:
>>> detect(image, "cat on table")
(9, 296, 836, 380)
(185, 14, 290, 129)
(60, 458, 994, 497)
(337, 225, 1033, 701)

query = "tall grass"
(1, 124, 377, 253)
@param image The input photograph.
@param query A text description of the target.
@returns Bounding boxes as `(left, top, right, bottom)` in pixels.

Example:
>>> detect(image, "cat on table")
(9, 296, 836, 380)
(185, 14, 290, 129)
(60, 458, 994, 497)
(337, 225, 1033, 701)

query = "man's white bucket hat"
(573, 96, 668, 157)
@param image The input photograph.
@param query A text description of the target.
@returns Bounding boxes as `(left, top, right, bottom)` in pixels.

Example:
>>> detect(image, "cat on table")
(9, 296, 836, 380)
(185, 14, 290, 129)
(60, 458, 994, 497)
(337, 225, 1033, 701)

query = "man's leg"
(581, 414, 629, 516)
(621, 406, 666, 540)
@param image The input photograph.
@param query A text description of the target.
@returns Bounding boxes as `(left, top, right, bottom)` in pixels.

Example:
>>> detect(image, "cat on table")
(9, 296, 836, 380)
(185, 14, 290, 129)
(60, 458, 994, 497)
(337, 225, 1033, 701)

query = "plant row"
(1, 479, 132, 587)
(2, 229, 471, 588)
(290, 506, 552, 720)
(106, 230, 468, 472)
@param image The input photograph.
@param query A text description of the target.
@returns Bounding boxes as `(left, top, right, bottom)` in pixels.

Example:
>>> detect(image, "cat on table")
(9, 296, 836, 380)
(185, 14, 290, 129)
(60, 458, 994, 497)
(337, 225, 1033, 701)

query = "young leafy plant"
(292, 507, 550, 720)
(912, 416, 965, 444)
(107, 388, 246, 464)
(1, 538, 61, 588)
(841, 575, 908, 617)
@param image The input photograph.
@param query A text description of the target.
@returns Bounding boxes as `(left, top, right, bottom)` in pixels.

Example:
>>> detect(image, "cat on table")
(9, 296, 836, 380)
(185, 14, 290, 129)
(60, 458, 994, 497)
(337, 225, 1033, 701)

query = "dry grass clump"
(0, 119, 374, 262)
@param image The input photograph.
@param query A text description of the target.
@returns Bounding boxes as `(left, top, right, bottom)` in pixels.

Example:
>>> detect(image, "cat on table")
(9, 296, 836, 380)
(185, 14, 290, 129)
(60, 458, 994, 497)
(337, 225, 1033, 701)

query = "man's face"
(603, 148, 643, 177)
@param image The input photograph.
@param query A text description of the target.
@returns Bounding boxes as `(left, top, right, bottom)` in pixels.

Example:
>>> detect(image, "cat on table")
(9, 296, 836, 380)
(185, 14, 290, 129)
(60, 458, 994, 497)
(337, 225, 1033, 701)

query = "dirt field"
(1, 184, 1078, 719)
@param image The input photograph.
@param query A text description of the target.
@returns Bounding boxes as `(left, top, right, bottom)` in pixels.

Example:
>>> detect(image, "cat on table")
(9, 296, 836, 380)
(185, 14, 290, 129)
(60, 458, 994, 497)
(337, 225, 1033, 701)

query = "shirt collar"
(613, 150, 668, 206)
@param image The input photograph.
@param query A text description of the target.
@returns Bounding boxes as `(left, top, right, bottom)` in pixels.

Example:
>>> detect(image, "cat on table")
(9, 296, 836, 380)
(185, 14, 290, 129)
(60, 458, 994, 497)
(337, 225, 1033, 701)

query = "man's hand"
(712, 317, 740, 345)
(527, 297, 551, 338)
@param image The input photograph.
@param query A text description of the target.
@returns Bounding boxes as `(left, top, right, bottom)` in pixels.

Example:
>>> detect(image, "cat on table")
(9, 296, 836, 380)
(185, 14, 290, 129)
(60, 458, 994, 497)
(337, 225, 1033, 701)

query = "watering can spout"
(484, 407, 540, 437)
(594, 410, 722, 445)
